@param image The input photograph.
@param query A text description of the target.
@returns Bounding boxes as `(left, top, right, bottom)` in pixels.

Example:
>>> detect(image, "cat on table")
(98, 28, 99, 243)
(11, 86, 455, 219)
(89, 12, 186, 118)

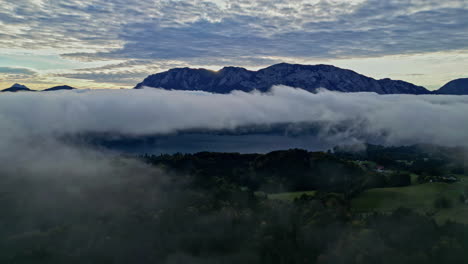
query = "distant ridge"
(1, 84, 77, 92)
(434, 78, 468, 95)
(135, 63, 431, 95)
(43, 85, 76, 91)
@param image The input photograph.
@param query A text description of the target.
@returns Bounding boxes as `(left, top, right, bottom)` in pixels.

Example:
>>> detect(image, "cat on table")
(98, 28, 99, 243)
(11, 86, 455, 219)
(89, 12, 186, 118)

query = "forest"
(1, 145, 467, 263)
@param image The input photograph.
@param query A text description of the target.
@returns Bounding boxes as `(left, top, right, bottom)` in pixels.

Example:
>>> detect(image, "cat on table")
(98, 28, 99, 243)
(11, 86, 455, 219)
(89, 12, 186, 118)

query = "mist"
(1, 86, 468, 150)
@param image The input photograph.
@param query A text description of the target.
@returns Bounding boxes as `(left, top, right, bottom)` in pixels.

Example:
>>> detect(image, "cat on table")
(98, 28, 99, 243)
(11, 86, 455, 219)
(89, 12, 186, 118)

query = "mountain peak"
(266, 63, 341, 70)
(11, 83, 28, 89)
(219, 66, 250, 72)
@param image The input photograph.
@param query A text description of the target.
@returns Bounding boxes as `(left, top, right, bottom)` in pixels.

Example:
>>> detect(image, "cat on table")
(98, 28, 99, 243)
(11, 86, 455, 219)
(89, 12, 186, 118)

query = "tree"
(387, 172, 411, 187)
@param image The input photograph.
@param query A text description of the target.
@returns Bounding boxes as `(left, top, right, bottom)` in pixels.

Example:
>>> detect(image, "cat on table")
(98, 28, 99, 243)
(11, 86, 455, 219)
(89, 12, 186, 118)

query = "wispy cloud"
(0, 67, 38, 86)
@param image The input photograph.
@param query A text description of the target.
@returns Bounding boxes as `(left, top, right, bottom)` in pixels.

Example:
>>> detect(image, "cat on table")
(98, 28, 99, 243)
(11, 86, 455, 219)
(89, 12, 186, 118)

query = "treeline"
(334, 144, 467, 176)
(142, 149, 369, 196)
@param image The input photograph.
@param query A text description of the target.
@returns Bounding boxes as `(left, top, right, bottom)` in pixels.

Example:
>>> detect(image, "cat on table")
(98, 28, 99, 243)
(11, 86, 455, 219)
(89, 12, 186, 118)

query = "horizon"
(0, 62, 442, 91)
(1, 0, 467, 90)
(1, 62, 466, 92)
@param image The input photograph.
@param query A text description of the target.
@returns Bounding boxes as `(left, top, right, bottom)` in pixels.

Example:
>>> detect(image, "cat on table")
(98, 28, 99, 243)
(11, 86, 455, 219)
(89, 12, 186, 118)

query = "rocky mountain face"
(135, 63, 430, 94)
(1, 83, 34, 92)
(434, 78, 468, 95)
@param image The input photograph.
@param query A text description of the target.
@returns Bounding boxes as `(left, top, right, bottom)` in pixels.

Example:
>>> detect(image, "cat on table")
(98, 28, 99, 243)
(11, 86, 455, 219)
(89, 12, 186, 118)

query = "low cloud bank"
(1, 86, 468, 148)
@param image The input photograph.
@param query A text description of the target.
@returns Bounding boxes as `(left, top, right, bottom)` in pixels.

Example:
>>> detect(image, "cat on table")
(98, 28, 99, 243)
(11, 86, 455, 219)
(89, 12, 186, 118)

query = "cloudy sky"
(0, 0, 467, 90)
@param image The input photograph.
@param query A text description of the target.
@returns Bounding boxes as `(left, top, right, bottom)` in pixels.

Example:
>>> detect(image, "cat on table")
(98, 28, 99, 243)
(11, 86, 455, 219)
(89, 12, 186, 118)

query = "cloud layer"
(1, 86, 468, 149)
(3, 0, 466, 60)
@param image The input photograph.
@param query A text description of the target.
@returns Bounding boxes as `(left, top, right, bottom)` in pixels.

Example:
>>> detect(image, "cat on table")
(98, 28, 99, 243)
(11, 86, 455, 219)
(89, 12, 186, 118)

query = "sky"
(0, 0, 467, 90)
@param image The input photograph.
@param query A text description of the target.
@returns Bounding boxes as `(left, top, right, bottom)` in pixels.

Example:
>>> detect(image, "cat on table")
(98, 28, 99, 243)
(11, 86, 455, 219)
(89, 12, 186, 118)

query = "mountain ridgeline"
(1, 84, 75, 92)
(3, 63, 467, 94)
(43, 85, 76, 91)
(135, 63, 431, 94)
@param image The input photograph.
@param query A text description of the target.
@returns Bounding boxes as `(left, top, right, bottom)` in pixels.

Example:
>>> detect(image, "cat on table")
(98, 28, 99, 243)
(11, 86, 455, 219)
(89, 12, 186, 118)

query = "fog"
(1, 86, 468, 150)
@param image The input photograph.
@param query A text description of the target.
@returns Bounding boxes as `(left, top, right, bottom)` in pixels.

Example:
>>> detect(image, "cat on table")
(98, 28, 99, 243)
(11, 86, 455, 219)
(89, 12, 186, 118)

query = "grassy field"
(352, 174, 468, 224)
(265, 174, 468, 224)
(410, 173, 419, 184)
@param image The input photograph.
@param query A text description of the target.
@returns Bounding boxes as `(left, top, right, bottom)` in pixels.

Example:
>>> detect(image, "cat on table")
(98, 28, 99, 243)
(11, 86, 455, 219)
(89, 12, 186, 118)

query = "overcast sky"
(0, 0, 467, 90)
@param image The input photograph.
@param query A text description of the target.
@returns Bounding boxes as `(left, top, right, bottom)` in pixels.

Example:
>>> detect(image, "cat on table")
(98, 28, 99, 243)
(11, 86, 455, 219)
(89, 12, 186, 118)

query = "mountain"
(135, 63, 430, 94)
(43, 85, 76, 91)
(1, 83, 35, 92)
(434, 78, 468, 95)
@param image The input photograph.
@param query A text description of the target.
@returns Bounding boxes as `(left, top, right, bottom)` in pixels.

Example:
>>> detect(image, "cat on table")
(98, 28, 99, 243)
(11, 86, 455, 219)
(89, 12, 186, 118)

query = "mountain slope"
(1, 83, 35, 92)
(135, 63, 430, 94)
(377, 78, 430, 94)
(434, 78, 468, 95)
